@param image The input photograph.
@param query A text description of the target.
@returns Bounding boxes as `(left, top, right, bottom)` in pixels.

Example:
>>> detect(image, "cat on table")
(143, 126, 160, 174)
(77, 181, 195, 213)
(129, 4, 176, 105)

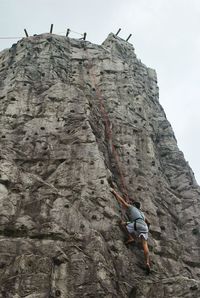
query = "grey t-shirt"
(127, 205, 145, 222)
(127, 205, 148, 233)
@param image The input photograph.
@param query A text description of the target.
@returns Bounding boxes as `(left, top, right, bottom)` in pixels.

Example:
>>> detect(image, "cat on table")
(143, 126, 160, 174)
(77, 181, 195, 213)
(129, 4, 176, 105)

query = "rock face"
(0, 32, 200, 298)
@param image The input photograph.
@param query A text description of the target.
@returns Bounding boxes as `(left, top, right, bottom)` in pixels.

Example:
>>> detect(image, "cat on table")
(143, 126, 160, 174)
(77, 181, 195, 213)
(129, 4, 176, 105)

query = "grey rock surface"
(0, 32, 200, 297)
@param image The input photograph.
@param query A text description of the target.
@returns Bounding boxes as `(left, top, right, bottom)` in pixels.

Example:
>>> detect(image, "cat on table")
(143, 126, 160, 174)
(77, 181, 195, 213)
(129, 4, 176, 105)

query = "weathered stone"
(0, 32, 199, 297)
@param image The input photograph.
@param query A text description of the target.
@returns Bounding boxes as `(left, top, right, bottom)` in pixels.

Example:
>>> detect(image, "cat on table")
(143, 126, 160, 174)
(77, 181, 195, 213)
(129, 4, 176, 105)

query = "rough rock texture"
(0, 32, 200, 298)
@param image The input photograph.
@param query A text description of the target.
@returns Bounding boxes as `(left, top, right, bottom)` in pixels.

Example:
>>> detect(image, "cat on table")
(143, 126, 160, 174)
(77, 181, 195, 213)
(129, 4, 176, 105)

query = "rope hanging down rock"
(83, 43, 130, 204)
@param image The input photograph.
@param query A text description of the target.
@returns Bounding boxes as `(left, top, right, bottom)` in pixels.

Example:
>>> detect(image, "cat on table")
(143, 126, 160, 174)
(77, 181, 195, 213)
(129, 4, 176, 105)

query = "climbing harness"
(134, 218, 143, 231)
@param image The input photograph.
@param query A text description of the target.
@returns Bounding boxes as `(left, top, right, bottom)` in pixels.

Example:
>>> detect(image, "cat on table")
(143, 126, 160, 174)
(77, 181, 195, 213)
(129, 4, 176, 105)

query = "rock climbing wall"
(0, 32, 199, 297)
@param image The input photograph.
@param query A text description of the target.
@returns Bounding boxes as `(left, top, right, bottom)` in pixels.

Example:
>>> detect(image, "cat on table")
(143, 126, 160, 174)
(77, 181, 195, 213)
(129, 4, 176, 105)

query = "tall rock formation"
(0, 32, 200, 298)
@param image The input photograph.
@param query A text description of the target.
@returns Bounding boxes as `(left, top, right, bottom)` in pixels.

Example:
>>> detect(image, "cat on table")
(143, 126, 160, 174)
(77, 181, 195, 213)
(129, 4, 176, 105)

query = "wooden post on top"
(80, 32, 87, 41)
(116, 28, 121, 36)
(126, 34, 132, 42)
(24, 29, 29, 37)
(66, 28, 70, 37)
(50, 24, 54, 34)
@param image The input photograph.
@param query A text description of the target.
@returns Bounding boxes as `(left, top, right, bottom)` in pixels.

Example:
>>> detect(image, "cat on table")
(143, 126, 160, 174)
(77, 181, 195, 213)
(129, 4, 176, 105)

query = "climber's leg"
(125, 233, 135, 244)
(141, 236, 150, 273)
(125, 222, 137, 244)
(119, 221, 136, 244)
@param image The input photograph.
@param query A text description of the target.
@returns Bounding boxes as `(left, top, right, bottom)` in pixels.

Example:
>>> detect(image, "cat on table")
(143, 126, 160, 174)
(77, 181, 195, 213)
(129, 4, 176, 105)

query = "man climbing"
(110, 188, 151, 273)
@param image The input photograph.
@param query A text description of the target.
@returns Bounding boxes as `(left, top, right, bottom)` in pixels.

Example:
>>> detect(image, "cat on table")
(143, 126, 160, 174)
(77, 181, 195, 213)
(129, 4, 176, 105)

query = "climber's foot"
(119, 220, 126, 226)
(125, 237, 135, 245)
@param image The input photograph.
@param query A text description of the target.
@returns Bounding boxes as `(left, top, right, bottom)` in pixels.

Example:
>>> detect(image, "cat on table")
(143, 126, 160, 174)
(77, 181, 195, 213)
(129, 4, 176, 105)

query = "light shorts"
(126, 222, 148, 241)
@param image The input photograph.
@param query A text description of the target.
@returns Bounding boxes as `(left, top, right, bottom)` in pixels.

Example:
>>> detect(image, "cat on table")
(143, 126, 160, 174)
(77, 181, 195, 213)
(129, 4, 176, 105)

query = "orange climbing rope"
(83, 44, 129, 203)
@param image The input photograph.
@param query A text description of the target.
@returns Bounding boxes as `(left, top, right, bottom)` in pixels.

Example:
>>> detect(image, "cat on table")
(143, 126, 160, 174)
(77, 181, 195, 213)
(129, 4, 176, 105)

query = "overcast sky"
(0, 0, 200, 184)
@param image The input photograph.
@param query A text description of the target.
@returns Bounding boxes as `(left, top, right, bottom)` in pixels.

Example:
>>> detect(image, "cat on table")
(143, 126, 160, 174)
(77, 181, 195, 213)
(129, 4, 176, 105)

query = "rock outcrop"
(0, 32, 200, 298)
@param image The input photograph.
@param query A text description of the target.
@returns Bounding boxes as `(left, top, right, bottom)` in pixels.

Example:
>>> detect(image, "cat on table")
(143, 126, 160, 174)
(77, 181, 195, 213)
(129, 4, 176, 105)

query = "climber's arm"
(110, 188, 130, 208)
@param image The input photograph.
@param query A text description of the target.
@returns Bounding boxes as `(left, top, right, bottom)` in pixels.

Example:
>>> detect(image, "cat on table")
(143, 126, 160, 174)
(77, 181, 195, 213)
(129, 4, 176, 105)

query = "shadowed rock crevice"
(0, 33, 200, 297)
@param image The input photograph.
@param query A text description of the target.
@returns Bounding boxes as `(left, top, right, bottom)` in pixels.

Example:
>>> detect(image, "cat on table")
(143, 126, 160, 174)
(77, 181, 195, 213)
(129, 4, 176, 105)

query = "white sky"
(0, 0, 200, 184)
